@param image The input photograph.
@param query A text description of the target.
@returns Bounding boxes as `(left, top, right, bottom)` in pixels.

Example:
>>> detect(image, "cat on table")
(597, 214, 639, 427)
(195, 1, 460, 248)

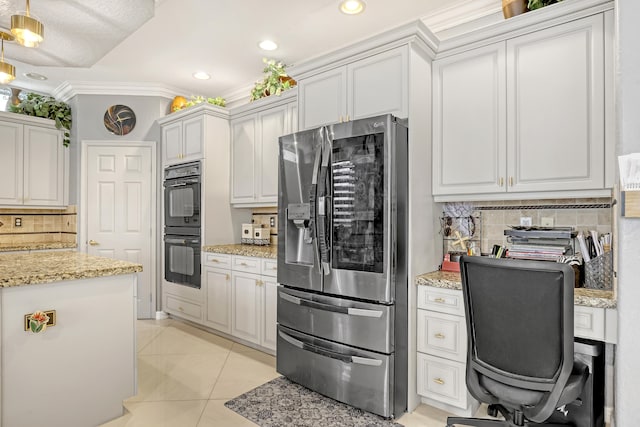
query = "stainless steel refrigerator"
(276, 114, 408, 418)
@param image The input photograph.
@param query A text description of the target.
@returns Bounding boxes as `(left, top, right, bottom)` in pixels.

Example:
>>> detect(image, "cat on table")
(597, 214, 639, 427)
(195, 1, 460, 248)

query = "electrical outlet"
(14, 217, 22, 227)
(270, 217, 275, 227)
(541, 217, 554, 227)
(520, 217, 532, 227)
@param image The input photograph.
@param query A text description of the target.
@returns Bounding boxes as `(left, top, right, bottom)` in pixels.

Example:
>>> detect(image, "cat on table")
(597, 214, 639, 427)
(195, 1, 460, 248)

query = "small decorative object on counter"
(241, 223, 255, 244)
(254, 227, 271, 246)
(27, 310, 50, 333)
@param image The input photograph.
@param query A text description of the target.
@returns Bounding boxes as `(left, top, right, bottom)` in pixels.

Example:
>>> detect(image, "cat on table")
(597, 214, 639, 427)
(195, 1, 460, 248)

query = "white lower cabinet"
(203, 253, 277, 353)
(417, 286, 479, 416)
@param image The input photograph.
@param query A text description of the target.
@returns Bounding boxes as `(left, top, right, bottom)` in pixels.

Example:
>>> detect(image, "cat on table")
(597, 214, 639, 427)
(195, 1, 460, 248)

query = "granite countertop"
(0, 242, 78, 252)
(416, 270, 617, 309)
(202, 244, 277, 259)
(0, 251, 143, 287)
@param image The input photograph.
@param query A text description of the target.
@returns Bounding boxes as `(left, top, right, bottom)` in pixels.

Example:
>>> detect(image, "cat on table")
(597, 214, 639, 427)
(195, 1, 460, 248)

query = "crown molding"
(52, 81, 186, 102)
(156, 102, 229, 125)
(422, 0, 502, 34)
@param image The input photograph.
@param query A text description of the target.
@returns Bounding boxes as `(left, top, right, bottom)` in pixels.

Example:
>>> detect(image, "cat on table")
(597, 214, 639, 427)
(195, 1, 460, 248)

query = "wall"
(614, 0, 640, 425)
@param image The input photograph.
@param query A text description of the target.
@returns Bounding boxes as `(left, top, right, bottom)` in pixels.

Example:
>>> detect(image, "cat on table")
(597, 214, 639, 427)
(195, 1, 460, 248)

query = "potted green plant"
(250, 58, 296, 101)
(10, 93, 72, 147)
(528, 0, 562, 10)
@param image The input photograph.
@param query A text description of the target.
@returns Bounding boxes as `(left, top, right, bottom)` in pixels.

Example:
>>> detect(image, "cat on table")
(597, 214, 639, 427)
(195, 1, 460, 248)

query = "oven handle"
(278, 330, 383, 367)
(279, 291, 383, 318)
(165, 238, 189, 244)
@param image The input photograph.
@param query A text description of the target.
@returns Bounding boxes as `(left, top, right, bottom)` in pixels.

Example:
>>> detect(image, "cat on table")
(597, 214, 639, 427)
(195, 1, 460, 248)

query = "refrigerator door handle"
(279, 291, 383, 318)
(279, 329, 384, 366)
(317, 137, 332, 276)
(310, 144, 322, 271)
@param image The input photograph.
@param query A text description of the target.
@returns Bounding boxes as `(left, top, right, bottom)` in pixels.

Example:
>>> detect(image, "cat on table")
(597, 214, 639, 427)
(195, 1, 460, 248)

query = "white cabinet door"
(432, 43, 507, 196)
(231, 271, 261, 344)
(23, 125, 66, 206)
(298, 67, 347, 130)
(182, 115, 204, 162)
(257, 105, 287, 203)
(261, 277, 278, 351)
(162, 121, 182, 165)
(348, 46, 408, 120)
(0, 121, 23, 205)
(230, 116, 257, 203)
(506, 14, 604, 192)
(205, 267, 232, 333)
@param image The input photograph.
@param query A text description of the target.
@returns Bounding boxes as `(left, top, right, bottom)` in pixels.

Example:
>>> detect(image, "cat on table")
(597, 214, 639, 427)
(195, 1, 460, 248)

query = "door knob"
(88, 240, 99, 246)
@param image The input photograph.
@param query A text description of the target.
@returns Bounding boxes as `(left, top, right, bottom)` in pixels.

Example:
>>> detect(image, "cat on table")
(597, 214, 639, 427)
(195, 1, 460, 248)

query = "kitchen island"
(0, 251, 141, 427)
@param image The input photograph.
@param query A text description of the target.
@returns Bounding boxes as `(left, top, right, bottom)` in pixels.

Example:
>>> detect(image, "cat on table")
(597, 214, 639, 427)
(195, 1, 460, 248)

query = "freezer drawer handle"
(279, 330, 382, 366)
(279, 292, 383, 318)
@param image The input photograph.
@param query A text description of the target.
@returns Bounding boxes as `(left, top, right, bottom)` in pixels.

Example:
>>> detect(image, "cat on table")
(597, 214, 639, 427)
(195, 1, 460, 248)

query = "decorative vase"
(502, 0, 528, 18)
(170, 96, 187, 113)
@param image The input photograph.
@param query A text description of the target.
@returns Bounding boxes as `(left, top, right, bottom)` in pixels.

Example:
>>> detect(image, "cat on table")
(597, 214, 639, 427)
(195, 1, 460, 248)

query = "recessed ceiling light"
(259, 40, 278, 51)
(339, 0, 366, 15)
(192, 71, 210, 80)
(24, 72, 47, 80)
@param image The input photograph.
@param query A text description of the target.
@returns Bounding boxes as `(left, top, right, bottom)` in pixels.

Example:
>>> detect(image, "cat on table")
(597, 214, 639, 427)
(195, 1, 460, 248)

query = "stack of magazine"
(505, 226, 576, 261)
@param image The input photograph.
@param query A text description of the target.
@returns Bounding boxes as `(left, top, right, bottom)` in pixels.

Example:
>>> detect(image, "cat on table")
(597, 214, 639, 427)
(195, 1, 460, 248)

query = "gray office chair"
(447, 256, 589, 427)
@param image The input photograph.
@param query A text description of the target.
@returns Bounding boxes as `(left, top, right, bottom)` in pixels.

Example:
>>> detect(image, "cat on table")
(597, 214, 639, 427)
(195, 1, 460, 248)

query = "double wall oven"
(163, 161, 201, 288)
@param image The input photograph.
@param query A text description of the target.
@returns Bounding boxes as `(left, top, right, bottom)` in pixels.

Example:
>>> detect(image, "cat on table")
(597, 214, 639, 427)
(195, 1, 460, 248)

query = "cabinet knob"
(434, 297, 446, 304)
(434, 333, 446, 339)
(89, 240, 99, 246)
(433, 378, 445, 385)
(178, 306, 184, 312)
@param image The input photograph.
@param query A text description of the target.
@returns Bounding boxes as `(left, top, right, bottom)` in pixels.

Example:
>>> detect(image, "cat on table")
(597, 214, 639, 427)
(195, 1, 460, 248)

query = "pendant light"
(0, 32, 16, 85)
(11, 0, 44, 48)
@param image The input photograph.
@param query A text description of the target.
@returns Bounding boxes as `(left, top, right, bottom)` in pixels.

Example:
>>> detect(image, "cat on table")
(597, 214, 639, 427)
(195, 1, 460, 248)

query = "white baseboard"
(155, 311, 169, 320)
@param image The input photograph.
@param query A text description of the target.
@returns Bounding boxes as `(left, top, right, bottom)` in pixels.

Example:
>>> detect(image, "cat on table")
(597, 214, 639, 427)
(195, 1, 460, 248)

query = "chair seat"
(479, 359, 589, 409)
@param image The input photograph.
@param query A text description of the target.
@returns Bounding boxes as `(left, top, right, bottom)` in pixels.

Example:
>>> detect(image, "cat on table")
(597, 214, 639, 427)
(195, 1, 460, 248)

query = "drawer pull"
(211, 259, 219, 263)
(434, 297, 446, 304)
(434, 333, 446, 339)
(240, 262, 248, 266)
(433, 378, 445, 385)
(178, 306, 184, 312)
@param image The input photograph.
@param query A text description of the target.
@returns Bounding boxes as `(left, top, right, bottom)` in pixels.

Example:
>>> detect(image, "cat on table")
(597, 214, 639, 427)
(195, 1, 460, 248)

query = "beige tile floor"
(101, 318, 461, 427)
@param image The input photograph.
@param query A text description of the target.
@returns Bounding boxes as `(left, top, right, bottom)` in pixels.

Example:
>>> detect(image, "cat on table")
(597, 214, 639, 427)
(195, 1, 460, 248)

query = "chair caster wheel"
(487, 404, 499, 417)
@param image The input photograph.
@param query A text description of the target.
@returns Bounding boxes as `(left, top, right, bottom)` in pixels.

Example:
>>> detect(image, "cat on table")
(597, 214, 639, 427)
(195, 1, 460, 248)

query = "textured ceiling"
(1, 0, 499, 101)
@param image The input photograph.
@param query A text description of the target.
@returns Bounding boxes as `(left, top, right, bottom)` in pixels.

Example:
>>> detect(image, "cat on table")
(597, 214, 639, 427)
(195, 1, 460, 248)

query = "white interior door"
(84, 143, 156, 318)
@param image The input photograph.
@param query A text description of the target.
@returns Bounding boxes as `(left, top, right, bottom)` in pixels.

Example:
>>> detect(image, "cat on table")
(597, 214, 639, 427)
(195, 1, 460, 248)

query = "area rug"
(225, 376, 403, 427)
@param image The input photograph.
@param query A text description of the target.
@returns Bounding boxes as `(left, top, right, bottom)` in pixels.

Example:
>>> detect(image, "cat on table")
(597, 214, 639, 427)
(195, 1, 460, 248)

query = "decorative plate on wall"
(104, 104, 136, 135)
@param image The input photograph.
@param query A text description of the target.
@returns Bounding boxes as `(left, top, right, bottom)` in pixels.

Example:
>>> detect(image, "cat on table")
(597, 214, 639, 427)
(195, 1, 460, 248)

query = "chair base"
(447, 404, 576, 427)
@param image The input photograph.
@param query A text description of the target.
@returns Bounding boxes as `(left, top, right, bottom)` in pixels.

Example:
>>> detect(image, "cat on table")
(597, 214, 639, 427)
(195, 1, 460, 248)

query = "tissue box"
(241, 223, 255, 244)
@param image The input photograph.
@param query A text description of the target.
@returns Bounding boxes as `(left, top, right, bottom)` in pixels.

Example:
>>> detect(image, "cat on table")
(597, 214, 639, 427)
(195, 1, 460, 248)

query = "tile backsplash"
(443, 198, 613, 255)
(0, 206, 77, 246)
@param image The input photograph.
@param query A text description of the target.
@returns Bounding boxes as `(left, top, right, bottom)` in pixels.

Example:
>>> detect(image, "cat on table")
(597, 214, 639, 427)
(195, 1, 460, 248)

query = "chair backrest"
(460, 256, 575, 394)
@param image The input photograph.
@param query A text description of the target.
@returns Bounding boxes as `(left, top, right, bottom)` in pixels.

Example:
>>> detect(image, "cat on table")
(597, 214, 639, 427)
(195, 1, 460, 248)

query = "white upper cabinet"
(298, 46, 408, 130)
(230, 91, 297, 206)
(433, 43, 506, 196)
(433, 13, 609, 200)
(161, 115, 204, 166)
(0, 114, 67, 208)
(507, 14, 604, 193)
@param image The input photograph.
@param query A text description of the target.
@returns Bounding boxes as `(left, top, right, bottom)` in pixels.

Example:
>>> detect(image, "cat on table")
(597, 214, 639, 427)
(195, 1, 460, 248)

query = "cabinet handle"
(225, 274, 230, 280)
(433, 378, 445, 385)
(434, 297, 446, 304)
(256, 280, 263, 286)
(509, 176, 514, 186)
(499, 177, 504, 187)
(178, 306, 184, 312)
(346, 114, 350, 122)
(339, 116, 343, 123)
(434, 333, 446, 339)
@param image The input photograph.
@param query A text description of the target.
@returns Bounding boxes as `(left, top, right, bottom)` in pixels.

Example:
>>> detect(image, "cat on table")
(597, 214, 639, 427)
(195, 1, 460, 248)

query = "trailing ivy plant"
(528, 0, 562, 10)
(10, 93, 72, 147)
(184, 95, 226, 108)
(250, 58, 296, 101)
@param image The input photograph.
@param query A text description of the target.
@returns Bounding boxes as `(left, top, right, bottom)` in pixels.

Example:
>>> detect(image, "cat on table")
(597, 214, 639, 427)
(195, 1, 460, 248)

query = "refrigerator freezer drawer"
(277, 325, 394, 418)
(277, 286, 394, 354)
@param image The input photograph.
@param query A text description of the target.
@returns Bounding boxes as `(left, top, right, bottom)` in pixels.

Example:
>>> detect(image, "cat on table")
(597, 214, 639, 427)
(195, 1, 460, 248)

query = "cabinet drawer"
(166, 295, 202, 321)
(232, 255, 261, 274)
(417, 353, 468, 409)
(574, 306, 605, 341)
(417, 286, 465, 316)
(204, 252, 231, 268)
(261, 259, 278, 277)
(417, 310, 467, 362)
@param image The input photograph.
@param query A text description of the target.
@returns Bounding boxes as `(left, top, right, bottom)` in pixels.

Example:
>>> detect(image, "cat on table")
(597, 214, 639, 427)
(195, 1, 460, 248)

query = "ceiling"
(1, 0, 500, 103)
